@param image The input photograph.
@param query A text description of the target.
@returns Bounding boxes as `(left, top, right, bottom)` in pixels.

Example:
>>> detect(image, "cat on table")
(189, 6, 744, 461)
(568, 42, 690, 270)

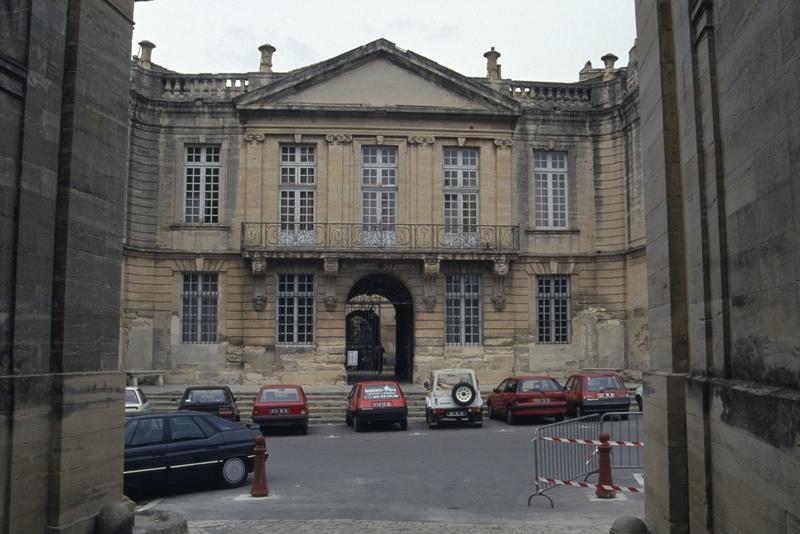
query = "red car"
(564, 372, 630, 417)
(346, 381, 408, 432)
(252, 385, 309, 434)
(486, 376, 567, 424)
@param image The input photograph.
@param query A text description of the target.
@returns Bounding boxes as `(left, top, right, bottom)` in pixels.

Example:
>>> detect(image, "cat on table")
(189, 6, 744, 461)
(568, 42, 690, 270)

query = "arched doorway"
(346, 274, 414, 383)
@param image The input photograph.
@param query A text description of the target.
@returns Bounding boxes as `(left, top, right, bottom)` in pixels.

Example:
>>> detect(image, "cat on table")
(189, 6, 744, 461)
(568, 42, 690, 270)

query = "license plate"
(372, 402, 392, 408)
(447, 410, 466, 417)
(270, 408, 289, 414)
(534, 398, 548, 403)
(598, 393, 615, 398)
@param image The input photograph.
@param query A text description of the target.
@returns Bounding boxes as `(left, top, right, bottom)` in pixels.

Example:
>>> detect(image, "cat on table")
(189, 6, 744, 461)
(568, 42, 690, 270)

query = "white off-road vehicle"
(424, 368, 483, 428)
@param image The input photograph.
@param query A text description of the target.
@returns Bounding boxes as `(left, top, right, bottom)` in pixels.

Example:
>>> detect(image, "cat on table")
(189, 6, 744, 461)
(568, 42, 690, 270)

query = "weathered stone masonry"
(122, 38, 648, 386)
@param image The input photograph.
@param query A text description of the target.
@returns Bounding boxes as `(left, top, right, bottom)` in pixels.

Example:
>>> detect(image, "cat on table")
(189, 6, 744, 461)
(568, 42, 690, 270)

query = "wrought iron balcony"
(241, 223, 519, 255)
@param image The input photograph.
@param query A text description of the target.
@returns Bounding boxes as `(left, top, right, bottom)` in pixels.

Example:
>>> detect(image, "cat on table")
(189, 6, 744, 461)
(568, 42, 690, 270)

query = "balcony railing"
(241, 223, 519, 254)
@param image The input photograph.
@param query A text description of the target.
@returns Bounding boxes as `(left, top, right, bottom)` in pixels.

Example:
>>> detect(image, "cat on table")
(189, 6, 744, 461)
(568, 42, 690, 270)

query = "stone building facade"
(122, 38, 647, 386)
(636, 1, 800, 533)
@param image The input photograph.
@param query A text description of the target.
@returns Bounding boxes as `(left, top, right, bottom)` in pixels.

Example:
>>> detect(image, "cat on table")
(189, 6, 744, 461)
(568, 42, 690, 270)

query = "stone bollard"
(97, 499, 135, 534)
(596, 431, 616, 499)
(251, 434, 269, 497)
(610, 516, 650, 533)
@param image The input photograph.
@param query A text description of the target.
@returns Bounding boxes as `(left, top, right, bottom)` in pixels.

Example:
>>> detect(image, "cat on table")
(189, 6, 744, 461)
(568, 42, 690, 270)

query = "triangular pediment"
(235, 39, 520, 117)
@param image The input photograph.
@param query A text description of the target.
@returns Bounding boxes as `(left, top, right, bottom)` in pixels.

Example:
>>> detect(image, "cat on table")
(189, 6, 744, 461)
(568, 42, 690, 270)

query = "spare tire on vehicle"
(451, 382, 476, 406)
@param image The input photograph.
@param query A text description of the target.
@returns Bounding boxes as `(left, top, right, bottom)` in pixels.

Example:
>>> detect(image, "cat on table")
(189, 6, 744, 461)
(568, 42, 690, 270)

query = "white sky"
(132, 0, 636, 83)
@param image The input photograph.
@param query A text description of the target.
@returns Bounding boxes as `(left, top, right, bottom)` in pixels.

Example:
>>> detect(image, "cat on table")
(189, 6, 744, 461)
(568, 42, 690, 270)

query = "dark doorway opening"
(345, 274, 414, 384)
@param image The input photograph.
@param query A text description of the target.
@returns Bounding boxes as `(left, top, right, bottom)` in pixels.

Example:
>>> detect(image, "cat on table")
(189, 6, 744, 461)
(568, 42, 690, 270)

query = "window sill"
(170, 224, 231, 230)
(525, 228, 580, 235)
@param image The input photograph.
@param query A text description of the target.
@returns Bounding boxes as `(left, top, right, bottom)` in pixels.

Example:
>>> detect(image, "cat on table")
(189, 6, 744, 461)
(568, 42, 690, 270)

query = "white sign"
(347, 350, 359, 367)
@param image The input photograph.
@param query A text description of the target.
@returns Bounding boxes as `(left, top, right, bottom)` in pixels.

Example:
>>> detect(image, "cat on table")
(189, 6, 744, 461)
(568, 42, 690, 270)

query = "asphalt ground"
(132, 417, 644, 533)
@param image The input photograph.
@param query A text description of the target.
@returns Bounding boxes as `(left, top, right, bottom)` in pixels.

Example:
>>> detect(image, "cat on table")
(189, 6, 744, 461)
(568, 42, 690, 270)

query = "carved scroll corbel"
(250, 254, 267, 312)
(323, 256, 339, 311)
(492, 256, 509, 311)
(422, 257, 440, 312)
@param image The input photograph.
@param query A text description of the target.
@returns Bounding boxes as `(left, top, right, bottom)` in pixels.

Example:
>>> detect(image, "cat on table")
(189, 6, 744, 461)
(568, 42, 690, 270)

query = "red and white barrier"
(537, 477, 643, 494)
(534, 436, 644, 447)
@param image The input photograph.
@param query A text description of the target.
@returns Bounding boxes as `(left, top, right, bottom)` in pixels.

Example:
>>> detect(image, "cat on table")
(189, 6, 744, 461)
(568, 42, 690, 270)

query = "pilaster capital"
(408, 135, 435, 147)
(243, 132, 266, 144)
(493, 138, 513, 150)
(325, 134, 353, 145)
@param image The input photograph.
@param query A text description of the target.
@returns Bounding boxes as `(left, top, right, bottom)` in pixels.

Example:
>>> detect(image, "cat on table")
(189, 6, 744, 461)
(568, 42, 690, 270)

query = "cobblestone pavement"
(189, 519, 606, 533)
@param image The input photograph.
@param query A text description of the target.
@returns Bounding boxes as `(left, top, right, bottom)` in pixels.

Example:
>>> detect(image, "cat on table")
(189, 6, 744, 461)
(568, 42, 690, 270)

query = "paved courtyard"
(133, 418, 643, 533)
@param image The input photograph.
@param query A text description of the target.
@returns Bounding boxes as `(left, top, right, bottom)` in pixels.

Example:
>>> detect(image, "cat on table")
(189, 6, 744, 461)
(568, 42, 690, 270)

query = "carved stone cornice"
(325, 134, 353, 145)
(493, 138, 513, 150)
(408, 136, 435, 147)
(244, 132, 266, 144)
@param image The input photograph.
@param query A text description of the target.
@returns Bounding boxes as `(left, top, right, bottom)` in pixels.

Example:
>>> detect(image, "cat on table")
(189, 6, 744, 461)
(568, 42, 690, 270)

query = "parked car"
(252, 385, 309, 434)
(486, 376, 566, 424)
(346, 381, 408, 432)
(177, 386, 240, 422)
(123, 412, 260, 490)
(424, 368, 483, 428)
(125, 386, 151, 413)
(564, 372, 630, 417)
(634, 385, 643, 411)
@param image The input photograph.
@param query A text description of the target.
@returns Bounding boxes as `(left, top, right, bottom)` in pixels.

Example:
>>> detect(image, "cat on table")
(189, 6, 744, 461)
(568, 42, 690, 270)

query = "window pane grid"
(277, 274, 315, 345)
(445, 274, 482, 346)
(443, 149, 479, 243)
(279, 145, 316, 242)
(184, 145, 221, 224)
(280, 145, 316, 185)
(182, 273, 218, 344)
(533, 151, 568, 229)
(362, 147, 398, 240)
(536, 276, 570, 344)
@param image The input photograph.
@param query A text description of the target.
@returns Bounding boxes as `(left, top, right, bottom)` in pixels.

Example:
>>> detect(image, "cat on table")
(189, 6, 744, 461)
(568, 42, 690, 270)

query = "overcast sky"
(132, 1, 637, 83)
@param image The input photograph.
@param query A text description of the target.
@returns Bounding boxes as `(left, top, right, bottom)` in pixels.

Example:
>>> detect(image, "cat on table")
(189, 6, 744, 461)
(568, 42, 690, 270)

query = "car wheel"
(400, 418, 408, 431)
(555, 415, 565, 422)
(426, 409, 438, 429)
(506, 408, 516, 425)
(299, 423, 308, 435)
(487, 403, 494, 420)
(220, 457, 248, 488)
(345, 411, 352, 426)
(354, 415, 365, 433)
(451, 382, 476, 407)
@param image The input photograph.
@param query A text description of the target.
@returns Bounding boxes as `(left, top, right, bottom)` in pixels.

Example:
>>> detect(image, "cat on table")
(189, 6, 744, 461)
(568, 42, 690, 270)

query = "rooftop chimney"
(483, 47, 501, 81)
(259, 44, 276, 73)
(601, 53, 619, 81)
(137, 40, 155, 70)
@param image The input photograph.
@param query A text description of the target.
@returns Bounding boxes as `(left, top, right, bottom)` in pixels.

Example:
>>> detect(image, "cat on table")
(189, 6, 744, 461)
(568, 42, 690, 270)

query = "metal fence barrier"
(528, 411, 644, 508)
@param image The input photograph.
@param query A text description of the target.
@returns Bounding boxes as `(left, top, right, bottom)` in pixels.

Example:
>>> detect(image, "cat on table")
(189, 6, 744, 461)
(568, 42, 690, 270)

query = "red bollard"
(251, 434, 269, 497)
(595, 431, 616, 499)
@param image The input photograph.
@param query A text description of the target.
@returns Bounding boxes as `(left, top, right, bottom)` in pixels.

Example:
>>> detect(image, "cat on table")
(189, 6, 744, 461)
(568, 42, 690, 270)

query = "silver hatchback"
(125, 387, 152, 413)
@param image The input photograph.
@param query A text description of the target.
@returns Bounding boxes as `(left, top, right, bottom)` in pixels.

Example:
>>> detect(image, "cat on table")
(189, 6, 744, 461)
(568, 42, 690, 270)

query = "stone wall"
(0, 0, 133, 533)
(636, 1, 800, 533)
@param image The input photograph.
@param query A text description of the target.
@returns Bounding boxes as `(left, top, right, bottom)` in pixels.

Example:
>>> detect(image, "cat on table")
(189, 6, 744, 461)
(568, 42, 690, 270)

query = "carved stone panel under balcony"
(240, 222, 519, 259)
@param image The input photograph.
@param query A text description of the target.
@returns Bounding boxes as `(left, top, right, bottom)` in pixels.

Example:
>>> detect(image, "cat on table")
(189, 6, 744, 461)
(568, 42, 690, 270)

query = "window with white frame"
(181, 273, 218, 343)
(279, 145, 316, 245)
(443, 148, 479, 247)
(184, 145, 220, 224)
(277, 274, 314, 345)
(445, 274, 482, 345)
(536, 276, 571, 343)
(533, 151, 568, 228)
(361, 146, 398, 246)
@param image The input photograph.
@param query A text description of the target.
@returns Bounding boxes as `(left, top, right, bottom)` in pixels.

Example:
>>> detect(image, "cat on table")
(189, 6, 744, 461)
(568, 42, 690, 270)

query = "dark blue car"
(124, 411, 261, 490)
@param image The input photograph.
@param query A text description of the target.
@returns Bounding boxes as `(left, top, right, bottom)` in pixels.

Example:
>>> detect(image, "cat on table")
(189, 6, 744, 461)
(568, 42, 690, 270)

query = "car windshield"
(125, 390, 138, 403)
(585, 376, 622, 391)
(519, 379, 561, 392)
(259, 387, 300, 403)
(434, 371, 474, 391)
(185, 389, 228, 403)
(363, 384, 399, 399)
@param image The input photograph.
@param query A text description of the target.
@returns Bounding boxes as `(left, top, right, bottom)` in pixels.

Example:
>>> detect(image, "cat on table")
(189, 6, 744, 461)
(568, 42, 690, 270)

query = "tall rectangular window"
(277, 274, 314, 345)
(536, 276, 570, 343)
(184, 145, 220, 224)
(279, 145, 316, 245)
(361, 146, 398, 246)
(533, 151, 567, 228)
(445, 274, 482, 346)
(182, 273, 218, 343)
(443, 148, 479, 247)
